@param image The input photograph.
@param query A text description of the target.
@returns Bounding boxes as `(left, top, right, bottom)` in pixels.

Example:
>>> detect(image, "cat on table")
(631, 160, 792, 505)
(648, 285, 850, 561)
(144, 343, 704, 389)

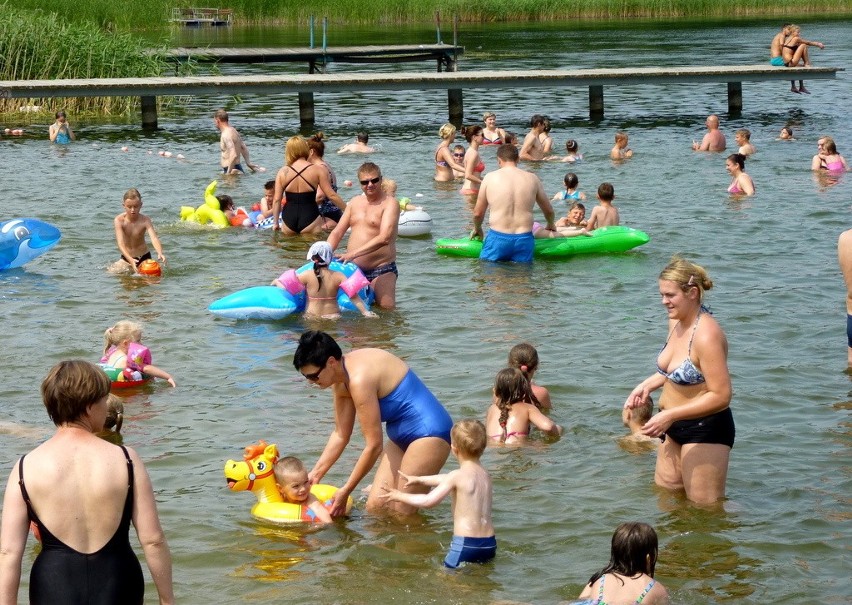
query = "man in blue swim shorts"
(839, 229, 852, 367)
(472, 144, 556, 262)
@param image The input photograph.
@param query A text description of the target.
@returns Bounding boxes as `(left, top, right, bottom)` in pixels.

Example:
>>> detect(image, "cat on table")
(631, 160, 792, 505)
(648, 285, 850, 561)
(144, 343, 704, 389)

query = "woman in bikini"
(485, 368, 562, 445)
(292, 330, 453, 517)
(272, 136, 344, 235)
(781, 24, 825, 93)
(811, 136, 849, 172)
(481, 111, 506, 145)
(624, 256, 733, 505)
(434, 123, 466, 182)
(460, 125, 486, 197)
(725, 153, 755, 196)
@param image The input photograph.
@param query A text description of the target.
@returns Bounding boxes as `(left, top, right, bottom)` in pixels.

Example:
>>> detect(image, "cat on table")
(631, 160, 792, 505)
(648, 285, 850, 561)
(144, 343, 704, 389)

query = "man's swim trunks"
(223, 163, 244, 173)
(361, 261, 398, 283)
(480, 229, 535, 263)
(121, 251, 152, 266)
(444, 535, 497, 568)
(378, 369, 452, 448)
(318, 199, 343, 223)
(770, 56, 786, 67)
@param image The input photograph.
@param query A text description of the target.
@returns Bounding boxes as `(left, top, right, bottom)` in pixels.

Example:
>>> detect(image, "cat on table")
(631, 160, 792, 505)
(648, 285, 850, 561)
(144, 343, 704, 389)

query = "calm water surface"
(1, 18, 850, 605)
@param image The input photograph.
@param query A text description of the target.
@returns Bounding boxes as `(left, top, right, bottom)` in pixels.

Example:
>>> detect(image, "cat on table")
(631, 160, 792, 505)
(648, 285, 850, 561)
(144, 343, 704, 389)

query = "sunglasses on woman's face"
(301, 363, 326, 381)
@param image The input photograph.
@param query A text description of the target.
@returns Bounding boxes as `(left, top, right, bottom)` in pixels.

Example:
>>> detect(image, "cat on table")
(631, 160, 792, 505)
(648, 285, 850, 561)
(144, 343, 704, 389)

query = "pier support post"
(140, 96, 158, 130)
(589, 85, 604, 120)
(448, 89, 463, 127)
(299, 92, 315, 128)
(727, 81, 743, 116)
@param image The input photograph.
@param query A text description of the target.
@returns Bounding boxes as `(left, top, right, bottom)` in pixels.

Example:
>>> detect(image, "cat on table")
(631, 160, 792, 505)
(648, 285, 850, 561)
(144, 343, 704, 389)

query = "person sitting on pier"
(780, 24, 825, 94)
(214, 109, 258, 174)
(692, 115, 726, 152)
(337, 132, 376, 154)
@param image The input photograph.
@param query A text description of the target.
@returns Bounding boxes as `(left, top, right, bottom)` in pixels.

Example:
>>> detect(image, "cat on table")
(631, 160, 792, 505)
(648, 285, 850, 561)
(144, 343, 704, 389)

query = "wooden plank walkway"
(160, 44, 464, 69)
(0, 65, 841, 128)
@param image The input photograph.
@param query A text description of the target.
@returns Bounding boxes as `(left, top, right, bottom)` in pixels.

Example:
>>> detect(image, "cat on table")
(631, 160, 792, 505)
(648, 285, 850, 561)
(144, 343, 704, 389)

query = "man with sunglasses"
(327, 162, 400, 309)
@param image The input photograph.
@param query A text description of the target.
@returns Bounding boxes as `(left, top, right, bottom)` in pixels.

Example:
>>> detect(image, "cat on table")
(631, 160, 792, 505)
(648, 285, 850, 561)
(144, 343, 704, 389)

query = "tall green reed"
(0, 5, 176, 116)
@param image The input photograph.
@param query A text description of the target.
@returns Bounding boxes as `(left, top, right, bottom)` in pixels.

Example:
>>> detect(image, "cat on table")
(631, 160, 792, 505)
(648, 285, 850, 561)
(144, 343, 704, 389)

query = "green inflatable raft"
(435, 226, 650, 259)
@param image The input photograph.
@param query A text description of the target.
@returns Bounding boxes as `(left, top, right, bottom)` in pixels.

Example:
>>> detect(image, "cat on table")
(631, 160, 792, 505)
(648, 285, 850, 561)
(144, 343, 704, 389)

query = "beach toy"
(100, 366, 152, 389)
(0, 218, 61, 271)
(180, 180, 230, 228)
(397, 208, 432, 237)
(208, 260, 373, 320)
(229, 208, 252, 227)
(224, 441, 351, 524)
(435, 226, 650, 259)
(138, 259, 162, 276)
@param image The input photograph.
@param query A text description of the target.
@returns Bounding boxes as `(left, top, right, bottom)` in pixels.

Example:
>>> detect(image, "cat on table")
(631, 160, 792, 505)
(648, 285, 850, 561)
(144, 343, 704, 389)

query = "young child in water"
(96, 394, 125, 444)
(272, 241, 376, 319)
(508, 343, 553, 409)
(778, 126, 795, 141)
(610, 131, 633, 160)
(559, 139, 583, 163)
(100, 320, 176, 386)
(485, 368, 562, 444)
(585, 182, 620, 231)
(273, 456, 333, 523)
(110, 188, 166, 274)
(552, 172, 586, 203)
(379, 419, 496, 569)
(576, 522, 670, 605)
(382, 178, 421, 212)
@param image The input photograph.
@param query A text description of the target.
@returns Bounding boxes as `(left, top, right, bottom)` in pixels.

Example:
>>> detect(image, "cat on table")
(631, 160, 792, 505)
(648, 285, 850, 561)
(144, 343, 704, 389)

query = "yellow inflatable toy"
(224, 441, 353, 524)
(180, 180, 229, 228)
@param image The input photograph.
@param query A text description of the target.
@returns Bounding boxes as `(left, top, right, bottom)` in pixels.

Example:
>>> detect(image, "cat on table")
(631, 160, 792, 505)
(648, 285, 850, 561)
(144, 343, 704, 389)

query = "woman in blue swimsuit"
(624, 257, 734, 505)
(0, 360, 174, 605)
(293, 331, 453, 517)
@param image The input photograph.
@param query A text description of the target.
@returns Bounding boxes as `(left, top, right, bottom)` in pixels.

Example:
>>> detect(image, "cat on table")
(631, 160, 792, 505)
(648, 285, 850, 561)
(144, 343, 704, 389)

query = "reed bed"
(10, 0, 852, 28)
(0, 6, 176, 116)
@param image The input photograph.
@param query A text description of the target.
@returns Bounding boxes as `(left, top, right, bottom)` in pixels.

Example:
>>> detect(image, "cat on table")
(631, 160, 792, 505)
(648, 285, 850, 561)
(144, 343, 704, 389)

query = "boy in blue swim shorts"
(379, 419, 496, 569)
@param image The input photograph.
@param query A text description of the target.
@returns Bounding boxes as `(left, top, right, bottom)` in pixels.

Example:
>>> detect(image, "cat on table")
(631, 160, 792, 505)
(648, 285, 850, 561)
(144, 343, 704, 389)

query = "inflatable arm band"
(277, 269, 305, 295)
(340, 269, 369, 298)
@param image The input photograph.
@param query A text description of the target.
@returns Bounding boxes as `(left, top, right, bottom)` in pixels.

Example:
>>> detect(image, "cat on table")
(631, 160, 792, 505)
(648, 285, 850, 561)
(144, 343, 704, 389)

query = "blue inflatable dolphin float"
(0, 218, 62, 271)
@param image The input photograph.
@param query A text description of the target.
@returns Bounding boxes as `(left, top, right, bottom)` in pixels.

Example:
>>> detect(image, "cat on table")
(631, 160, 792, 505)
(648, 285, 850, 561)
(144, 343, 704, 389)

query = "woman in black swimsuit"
(0, 360, 174, 605)
(272, 136, 345, 235)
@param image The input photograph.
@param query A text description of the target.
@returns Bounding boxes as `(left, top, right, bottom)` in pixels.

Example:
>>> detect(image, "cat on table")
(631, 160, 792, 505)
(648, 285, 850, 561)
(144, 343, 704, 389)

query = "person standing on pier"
(692, 115, 726, 152)
(472, 144, 556, 262)
(214, 109, 258, 174)
(327, 162, 400, 309)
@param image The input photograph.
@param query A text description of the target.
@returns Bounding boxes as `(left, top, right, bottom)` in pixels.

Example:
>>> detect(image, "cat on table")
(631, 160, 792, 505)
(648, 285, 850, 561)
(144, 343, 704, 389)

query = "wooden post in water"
(141, 95, 158, 129)
(436, 11, 442, 44)
(309, 15, 314, 48)
(727, 81, 743, 116)
(448, 90, 463, 127)
(589, 85, 604, 120)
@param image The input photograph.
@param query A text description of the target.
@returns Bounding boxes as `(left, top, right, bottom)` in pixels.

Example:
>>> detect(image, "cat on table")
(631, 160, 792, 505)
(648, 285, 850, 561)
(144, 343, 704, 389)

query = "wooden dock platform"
(169, 8, 233, 27)
(160, 44, 464, 71)
(0, 65, 842, 128)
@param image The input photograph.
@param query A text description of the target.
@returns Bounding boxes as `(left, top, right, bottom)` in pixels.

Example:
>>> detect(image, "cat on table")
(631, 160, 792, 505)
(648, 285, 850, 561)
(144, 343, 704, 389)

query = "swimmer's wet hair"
(659, 255, 713, 301)
(563, 172, 579, 188)
(496, 144, 519, 162)
(214, 108, 229, 122)
(727, 153, 746, 170)
(307, 132, 326, 156)
(597, 182, 614, 201)
(461, 125, 483, 142)
(451, 419, 487, 458)
(615, 131, 628, 142)
(123, 188, 141, 202)
(273, 456, 307, 484)
(264, 180, 275, 190)
(565, 139, 579, 152)
(293, 330, 342, 370)
(736, 129, 751, 140)
(356, 131, 369, 143)
(42, 360, 111, 426)
(104, 394, 124, 432)
(216, 194, 234, 211)
(586, 522, 659, 587)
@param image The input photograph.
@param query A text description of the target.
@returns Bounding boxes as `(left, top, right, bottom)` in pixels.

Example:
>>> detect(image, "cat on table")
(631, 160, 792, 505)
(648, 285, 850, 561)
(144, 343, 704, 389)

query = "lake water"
(1, 17, 850, 605)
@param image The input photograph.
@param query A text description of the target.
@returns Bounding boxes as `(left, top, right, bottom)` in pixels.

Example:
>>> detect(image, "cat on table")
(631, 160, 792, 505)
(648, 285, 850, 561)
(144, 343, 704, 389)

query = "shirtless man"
(519, 114, 549, 161)
(110, 188, 166, 274)
(838, 229, 852, 367)
(472, 144, 556, 263)
(692, 115, 726, 152)
(327, 162, 400, 309)
(337, 132, 376, 154)
(214, 109, 257, 174)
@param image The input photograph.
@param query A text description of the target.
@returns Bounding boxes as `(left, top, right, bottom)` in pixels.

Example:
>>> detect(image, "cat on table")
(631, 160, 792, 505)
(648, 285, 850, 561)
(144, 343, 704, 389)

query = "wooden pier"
(169, 8, 233, 27)
(160, 45, 464, 72)
(0, 65, 841, 129)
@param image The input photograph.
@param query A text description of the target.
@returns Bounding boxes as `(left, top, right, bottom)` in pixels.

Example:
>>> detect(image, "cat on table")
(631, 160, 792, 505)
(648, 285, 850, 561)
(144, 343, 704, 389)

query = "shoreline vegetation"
(9, 0, 852, 29)
(2, 2, 850, 118)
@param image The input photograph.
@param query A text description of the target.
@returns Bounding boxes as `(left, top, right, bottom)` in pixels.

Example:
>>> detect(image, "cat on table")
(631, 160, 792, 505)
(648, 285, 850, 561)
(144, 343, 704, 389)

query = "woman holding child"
(624, 257, 734, 505)
(293, 331, 453, 517)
